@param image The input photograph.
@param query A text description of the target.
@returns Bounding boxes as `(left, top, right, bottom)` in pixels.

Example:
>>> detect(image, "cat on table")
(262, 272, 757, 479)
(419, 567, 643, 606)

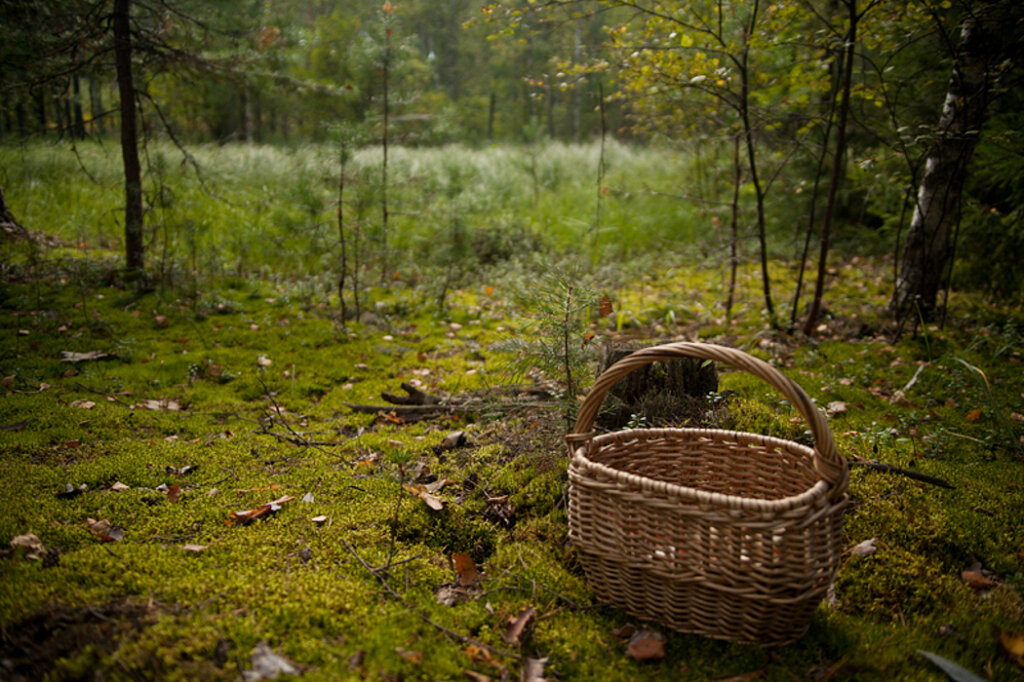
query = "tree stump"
(0, 186, 31, 242)
(595, 342, 719, 429)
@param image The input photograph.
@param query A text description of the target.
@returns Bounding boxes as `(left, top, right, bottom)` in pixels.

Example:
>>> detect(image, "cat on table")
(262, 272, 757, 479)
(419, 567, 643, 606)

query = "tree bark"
(0, 186, 32, 242)
(890, 5, 994, 322)
(113, 0, 145, 273)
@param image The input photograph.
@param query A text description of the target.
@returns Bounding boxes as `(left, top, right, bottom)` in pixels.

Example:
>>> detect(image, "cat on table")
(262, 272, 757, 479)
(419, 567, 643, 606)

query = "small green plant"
(953, 356, 1023, 457)
(501, 267, 600, 424)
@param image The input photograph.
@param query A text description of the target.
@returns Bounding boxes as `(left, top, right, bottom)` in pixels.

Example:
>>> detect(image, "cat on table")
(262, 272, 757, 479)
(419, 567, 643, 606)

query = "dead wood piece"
(850, 458, 953, 489)
(381, 382, 441, 406)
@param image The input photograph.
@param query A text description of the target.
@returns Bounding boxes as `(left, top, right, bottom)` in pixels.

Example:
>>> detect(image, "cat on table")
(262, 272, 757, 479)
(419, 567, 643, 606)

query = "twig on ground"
(339, 536, 525, 663)
(849, 457, 954, 489)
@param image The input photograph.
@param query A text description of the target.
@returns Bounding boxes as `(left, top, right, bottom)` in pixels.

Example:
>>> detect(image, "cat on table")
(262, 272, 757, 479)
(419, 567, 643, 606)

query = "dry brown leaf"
(626, 630, 665, 662)
(502, 606, 536, 645)
(110, 481, 131, 492)
(826, 401, 848, 416)
(10, 533, 45, 560)
(227, 495, 295, 526)
(134, 399, 182, 411)
(999, 629, 1024, 668)
(464, 670, 491, 682)
(86, 518, 124, 542)
(395, 647, 423, 664)
(70, 400, 95, 409)
(61, 350, 109, 362)
(966, 408, 983, 422)
(182, 544, 207, 553)
(404, 484, 443, 511)
(452, 552, 479, 586)
(154, 314, 170, 328)
(1, 375, 14, 388)
(849, 538, 877, 557)
(521, 657, 548, 682)
(961, 570, 996, 590)
(167, 484, 182, 504)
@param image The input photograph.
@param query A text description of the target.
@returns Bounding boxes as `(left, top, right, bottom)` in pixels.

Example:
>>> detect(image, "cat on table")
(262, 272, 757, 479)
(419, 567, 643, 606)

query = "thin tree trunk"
(89, 77, 104, 135)
(804, 2, 857, 335)
(72, 75, 85, 139)
(738, 0, 774, 321)
(114, 0, 144, 273)
(380, 31, 390, 285)
(791, 45, 842, 330)
(890, 6, 993, 322)
(725, 134, 741, 323)
(338, 145, 348, 323)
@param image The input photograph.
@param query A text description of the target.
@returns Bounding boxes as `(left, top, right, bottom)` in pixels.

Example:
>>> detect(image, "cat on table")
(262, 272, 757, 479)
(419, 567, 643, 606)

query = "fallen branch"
(849, 458, 954, 489)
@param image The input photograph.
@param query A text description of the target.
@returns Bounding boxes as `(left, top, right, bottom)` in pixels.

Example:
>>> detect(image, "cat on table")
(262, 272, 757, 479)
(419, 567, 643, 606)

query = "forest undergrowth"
(1, 142, 1023, 681)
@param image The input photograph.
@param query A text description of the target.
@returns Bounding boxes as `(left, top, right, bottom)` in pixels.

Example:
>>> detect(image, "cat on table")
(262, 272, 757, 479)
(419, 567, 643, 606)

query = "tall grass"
(0, 138, 743, 290)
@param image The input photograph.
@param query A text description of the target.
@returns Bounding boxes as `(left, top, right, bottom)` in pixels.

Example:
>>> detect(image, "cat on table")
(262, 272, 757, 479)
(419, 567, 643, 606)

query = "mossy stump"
(595, 343, 718, 429)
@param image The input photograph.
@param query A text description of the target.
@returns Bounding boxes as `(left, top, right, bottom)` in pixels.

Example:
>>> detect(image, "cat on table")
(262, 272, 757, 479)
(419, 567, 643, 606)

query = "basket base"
(579, 552, 821, 646)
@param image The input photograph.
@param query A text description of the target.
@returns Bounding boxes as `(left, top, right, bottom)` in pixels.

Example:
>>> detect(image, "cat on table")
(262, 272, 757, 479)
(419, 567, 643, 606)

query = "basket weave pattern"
(567, 343, 849, 646)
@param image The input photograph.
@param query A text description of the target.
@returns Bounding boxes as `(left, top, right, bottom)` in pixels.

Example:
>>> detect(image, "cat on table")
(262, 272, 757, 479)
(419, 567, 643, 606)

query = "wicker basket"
(566, 342, 849, 646)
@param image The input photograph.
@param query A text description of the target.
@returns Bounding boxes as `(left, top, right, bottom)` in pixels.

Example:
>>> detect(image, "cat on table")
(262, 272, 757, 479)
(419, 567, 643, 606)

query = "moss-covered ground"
(1, 250, 1021, 682)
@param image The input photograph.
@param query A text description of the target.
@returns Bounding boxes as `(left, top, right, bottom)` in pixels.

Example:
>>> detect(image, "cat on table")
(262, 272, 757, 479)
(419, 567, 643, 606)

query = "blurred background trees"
(1, 0, 1022, 325)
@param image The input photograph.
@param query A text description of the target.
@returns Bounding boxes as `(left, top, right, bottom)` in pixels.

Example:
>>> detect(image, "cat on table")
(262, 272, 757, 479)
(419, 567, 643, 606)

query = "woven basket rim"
(571, 426, 834, 513)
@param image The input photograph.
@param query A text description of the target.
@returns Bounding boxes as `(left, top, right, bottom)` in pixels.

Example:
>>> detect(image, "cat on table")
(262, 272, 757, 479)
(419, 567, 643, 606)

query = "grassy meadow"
(1, 140, 1023, 680)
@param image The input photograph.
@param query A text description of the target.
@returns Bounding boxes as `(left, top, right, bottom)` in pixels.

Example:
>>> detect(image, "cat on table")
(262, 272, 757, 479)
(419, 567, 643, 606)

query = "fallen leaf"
(627, 629, 665, 662)
(166, 464, 196, 476)
(826, 401, 848, 416)
(60, 350, 109, 362)
(521, 658, 548, 682)
(243, 641, 299, 681)
(452, 552, 479, 586)
(10, 533, 46, 560)
(301, 492, 315, 503)
(134, 399, 182, 411)
(182, 544, 207, 553)
(966, 409, 982, 422)
(961, 570, 996, 590)
(57, 483, 87, 498)
(110, 482, 131, 492)
(999, 629, 1024, 668)
(395, 647, 423, 664)
(918, 650, 987, 682)
(404, 484, 443, 511)
(167, 484, 182, 504)
(154, 314, 170, 328)
(599, 294, 613, 317)
(70, 399, 95, 409)
(86, 518, 124, 542)
(849, 538, 877, 557)
(1, 375, 14, 388)
(311, 515, 328, 525)
(502, 606, 536, 645)
(257, 355, 273, 367)
(464, 670, 491, 682)
(228, 495, 295, 526)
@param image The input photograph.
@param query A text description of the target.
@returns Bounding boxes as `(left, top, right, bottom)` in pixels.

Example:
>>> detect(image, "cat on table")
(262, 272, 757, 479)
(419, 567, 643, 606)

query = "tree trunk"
(738, 0, 774, 322)
(114, 0, 145, 273)
(890, 6, 994, 322)
(72, 75, 85, 139)
(804, 1, 857, 335)
(0, 186, 32, 242)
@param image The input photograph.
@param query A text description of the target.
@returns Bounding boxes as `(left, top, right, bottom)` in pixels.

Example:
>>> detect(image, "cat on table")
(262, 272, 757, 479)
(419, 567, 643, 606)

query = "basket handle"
(567, 341, 848, 495)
